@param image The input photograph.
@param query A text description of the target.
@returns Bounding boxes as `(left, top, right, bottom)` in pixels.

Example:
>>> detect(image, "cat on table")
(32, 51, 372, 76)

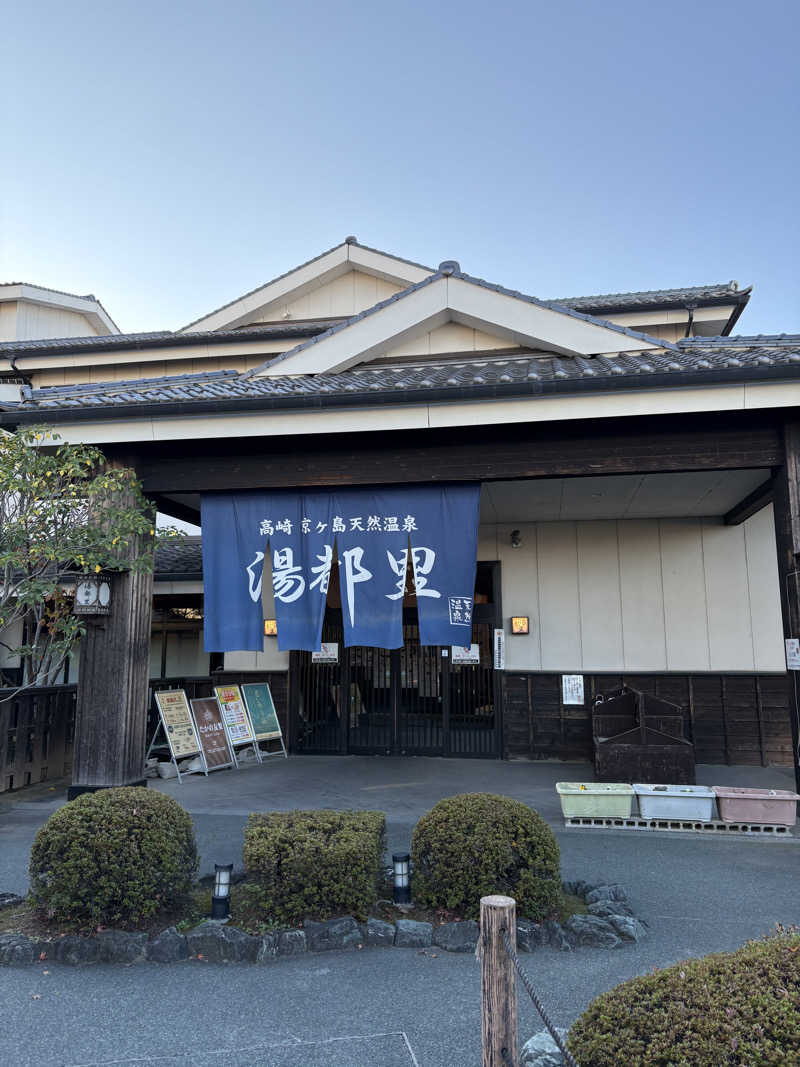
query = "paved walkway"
(1, 757, 798, 1065)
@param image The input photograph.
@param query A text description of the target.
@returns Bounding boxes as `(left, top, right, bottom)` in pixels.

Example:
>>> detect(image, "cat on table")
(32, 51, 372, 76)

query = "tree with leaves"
(0, 427, 165, 698)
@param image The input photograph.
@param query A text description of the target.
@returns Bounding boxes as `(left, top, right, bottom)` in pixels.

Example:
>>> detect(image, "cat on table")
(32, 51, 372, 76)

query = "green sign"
(242, 683, 282, 741)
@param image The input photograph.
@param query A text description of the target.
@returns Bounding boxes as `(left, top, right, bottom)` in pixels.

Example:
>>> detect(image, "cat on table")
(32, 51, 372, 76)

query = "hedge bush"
(410, 793, 561, 920)
(243, 809, 386, 925)
(29, 787, 198, 926)
(568, 929, 800, 1066)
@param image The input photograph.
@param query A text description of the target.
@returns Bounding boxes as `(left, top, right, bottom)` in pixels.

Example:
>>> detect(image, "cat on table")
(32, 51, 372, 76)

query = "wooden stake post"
(480, 894, 518, 1067)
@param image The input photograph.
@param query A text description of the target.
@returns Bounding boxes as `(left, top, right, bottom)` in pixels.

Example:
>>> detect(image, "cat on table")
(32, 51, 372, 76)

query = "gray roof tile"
(8, 335, 799, 417)
(551, 281, 748, 313)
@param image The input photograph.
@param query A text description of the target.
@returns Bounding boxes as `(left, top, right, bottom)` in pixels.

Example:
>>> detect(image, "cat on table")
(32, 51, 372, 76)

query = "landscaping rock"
(186, 922, 260, 963)
(564, 915, 621, 949)
(95, 930, 147, 964)
(0, 933, 37, 965)
(517, 920, 546, 952)
(365, 918, 395, 947)
(277, 929, 306, 956)
(394, 919, 432, 948)
(53, 935, 100, 965)
(256, 933, 279, 963)
(432, 920, 478, 953)
(588, 900, 634, 919)
(607, 914, 647, 942)
(543, 920, 572, 952)
(520, 1027, 569, 1067)
(304, 916, 362, 952)
(146, 927, 189, 963)
(584, 884, 628, 906)
(0, 893, 25, 911)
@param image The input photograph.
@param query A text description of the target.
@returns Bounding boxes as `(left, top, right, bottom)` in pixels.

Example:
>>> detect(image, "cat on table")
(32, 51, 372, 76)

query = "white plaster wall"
(16, 303, 98, 340)
(149, 632, 209, 678)
(251, 270, 404, 323)
(484, 507, 785, 673)
(0, 619, 23, 669)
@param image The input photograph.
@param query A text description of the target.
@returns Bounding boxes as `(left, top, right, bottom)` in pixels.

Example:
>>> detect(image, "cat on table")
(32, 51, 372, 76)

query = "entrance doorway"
(290, 563, 501, 758)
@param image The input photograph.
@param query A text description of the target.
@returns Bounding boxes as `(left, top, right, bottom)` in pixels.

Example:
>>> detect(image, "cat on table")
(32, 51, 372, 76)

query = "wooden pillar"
(69, 561, 154, 797)
(480, 894, 518, 1067)
(770, 421, 800, 792)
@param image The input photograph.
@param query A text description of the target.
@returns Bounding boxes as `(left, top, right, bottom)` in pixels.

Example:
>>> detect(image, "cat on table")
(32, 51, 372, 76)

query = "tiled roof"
(154, 537, 202, 578)
(551, 281, 749, 313)
(7, 335, 799, 417)
(0, 321, 335, 358)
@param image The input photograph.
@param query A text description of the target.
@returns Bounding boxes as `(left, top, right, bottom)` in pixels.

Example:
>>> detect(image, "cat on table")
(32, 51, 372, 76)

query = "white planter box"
(633, 784, 714, 821)
(556, 782, 634, 818)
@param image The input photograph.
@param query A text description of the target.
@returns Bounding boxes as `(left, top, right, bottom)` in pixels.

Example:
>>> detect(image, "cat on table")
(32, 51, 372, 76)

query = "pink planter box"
(712, 786, 799, 827)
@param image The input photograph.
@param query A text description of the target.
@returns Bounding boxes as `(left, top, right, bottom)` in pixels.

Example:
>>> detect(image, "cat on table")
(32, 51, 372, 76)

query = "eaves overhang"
(3, 362, 800, 429)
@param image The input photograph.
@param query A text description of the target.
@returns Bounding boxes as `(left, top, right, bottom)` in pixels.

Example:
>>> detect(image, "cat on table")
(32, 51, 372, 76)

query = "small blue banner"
(201, 484, 479, 652)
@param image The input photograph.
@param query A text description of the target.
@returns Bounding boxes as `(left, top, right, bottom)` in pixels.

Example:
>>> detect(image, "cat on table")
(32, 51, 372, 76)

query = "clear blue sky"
(2, 0, 798, 336)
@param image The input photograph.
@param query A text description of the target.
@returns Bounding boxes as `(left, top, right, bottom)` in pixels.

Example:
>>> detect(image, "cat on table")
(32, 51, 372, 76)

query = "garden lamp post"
(392, 852, 411, 904)
(211, 862, 234, 920)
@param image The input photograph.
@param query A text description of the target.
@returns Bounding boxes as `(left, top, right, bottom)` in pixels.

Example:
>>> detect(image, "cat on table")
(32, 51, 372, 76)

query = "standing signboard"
(148, 690, 206, 783)
(241, 683, 288, 760)
(214, 684, 262, 764)
(190, 697, 236, 771)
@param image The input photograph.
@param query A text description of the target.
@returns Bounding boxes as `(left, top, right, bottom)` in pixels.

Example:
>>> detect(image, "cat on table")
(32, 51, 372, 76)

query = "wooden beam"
(119, 418, 781, 494)
(770, 422, 800, 792)
(150, 493, 201, 525)
(723, 478, 774, 525)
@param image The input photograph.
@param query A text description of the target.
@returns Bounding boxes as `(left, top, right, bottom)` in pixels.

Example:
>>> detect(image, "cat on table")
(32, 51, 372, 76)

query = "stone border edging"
(0, 882, 645, 966)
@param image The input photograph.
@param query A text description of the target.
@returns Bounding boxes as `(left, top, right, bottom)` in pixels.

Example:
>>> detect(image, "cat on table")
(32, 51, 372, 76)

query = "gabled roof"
(179, 237, 433, 333)
(0, 282, 120, 334)
(5, 335, 799, 423)
(248, 266, 677, 378)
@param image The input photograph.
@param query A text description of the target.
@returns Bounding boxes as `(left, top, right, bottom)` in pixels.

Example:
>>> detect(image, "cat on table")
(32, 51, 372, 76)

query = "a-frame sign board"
(214, 684, 262, 765)
(148, 690, 207, 783)
(241, 683, 288, 760)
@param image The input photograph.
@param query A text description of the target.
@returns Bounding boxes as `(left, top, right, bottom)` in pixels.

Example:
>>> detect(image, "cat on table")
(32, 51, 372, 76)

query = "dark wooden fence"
(0, 685, 77, 793)
(503, 672, 794, 767)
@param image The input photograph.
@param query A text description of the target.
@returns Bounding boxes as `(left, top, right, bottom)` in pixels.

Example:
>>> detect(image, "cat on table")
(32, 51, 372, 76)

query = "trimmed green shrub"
(243, 809, 386, 924)
(410, 793, 561, 920)
(29, 787, 198, 926)
(568, 929, 800, 1066)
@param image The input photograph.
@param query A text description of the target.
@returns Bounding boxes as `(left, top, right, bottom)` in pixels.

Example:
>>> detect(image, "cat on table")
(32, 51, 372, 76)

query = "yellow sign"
(154, 690, 201, 759)
(214, 685, 255, 744)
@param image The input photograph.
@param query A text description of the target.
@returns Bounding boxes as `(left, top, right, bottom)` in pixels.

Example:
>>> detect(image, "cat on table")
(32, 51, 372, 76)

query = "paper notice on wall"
(451, 644, 480, 665)
(785, 639, 800, 670)
(562, 675, 585, 705)
(312, 642, 339, 664)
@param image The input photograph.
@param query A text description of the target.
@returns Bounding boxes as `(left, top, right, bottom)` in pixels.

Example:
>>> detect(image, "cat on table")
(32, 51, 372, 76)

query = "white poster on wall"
(451, 644, 480, 665)
(562, 674, 585, 705)
(312, 642, 339, 664)
(785, 639, 800, 670)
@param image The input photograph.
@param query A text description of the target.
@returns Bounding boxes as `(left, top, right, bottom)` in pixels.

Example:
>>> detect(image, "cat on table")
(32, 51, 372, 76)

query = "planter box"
(633, 783, 714, 821)
(556, 782, 634, 819)
(713, 787, 799, 827)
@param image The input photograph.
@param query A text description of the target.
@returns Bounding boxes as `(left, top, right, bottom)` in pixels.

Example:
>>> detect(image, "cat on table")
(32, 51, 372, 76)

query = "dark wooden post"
(480, 894, 518, 1067)
(770, 421, 800, 792)
(69, 562, 154, 797)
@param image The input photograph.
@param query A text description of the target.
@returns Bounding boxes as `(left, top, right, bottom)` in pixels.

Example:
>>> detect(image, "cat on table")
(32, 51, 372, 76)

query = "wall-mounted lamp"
(511, 616, 529, 635)
(510, 530, 521, 549)
(264, 619, 277, 637)
(211, 862, 234, 920)
(392, 852, 411, 904)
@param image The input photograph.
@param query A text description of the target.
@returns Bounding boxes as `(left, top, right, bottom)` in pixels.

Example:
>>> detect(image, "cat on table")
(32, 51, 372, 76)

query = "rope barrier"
(501, 929, 580, 1067)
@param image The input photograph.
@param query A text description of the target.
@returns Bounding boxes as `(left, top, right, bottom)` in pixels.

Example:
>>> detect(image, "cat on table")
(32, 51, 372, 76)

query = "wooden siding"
(503, 672, 793, 766)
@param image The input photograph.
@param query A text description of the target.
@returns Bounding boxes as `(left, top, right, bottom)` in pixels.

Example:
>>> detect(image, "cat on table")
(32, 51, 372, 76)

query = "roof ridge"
(551, 281, 744, 305)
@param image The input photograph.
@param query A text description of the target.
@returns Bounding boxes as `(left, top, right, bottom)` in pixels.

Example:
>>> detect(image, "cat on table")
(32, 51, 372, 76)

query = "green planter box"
(556, 782, 634, 818)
